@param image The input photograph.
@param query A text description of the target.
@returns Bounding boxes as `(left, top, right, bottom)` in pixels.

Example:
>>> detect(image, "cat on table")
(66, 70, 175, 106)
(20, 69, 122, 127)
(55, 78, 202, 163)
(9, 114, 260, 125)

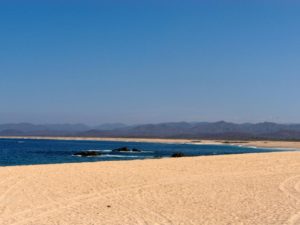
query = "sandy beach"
(0, 151, 299, 225)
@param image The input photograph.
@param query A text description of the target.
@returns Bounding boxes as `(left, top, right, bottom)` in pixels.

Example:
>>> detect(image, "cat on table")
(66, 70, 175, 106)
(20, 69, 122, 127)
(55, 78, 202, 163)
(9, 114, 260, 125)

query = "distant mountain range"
(1, 121, 300, 140)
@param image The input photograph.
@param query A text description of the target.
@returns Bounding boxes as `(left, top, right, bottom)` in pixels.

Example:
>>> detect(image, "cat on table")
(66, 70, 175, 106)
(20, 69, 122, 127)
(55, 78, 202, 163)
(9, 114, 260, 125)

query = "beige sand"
(0, 152, 299, 225)
(1, 136, 300, 149)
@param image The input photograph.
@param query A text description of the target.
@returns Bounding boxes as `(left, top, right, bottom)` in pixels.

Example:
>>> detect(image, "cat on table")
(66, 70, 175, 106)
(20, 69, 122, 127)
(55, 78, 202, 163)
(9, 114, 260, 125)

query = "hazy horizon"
(1, 1, 300, 125)
(1, 120, 300, 127)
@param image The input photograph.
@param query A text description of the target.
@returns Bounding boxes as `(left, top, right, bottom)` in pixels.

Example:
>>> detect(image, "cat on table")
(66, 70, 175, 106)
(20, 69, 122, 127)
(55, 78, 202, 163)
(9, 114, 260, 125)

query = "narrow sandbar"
(1, 136, 300, 149)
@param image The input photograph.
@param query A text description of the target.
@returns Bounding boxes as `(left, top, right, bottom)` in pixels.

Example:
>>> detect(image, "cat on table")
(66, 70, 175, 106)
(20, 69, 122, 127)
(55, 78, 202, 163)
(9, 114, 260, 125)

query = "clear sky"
(1, 1, 300, 125)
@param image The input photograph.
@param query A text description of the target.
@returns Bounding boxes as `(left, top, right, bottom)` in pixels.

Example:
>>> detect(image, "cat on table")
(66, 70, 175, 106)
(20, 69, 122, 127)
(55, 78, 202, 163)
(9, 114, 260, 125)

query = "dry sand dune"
(0, 152, 299, 225)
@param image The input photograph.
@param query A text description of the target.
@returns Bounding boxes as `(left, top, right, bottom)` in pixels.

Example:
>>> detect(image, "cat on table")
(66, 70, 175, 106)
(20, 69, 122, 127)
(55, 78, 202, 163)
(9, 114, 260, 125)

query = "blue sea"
(0, 138, 286, 166)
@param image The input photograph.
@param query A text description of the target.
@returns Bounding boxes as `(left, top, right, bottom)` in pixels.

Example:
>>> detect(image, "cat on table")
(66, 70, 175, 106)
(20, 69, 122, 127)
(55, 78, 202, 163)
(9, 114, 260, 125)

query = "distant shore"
(1, 136, 300, 149)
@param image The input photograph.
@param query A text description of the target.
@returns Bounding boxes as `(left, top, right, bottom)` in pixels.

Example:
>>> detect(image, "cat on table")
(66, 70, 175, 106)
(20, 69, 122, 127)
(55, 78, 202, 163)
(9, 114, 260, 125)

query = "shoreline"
(0, 138, 299, 224)
(1, 135, 300, 149)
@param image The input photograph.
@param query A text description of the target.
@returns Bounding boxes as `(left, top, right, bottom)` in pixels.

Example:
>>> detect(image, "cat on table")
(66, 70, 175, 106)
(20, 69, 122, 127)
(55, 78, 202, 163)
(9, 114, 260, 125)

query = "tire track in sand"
(3, 182, 162, 225)
(0, 177, 24, 202)
(0, 176, 25, 219)
(279, 175, 300, 225)
(4, 178, 197, 225)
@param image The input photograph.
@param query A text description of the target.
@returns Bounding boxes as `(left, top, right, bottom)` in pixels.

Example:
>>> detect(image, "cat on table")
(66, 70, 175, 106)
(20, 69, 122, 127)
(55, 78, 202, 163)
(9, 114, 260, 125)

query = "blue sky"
(1, 1, 300, 125)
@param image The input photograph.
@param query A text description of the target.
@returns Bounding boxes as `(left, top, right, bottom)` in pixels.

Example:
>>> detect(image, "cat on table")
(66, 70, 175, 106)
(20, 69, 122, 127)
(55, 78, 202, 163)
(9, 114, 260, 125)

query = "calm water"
(0, 138, 285, 166)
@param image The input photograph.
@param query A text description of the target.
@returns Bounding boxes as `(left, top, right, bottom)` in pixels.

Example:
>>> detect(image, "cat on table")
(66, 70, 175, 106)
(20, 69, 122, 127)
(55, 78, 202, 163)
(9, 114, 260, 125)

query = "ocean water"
(0, 138, 286, 166)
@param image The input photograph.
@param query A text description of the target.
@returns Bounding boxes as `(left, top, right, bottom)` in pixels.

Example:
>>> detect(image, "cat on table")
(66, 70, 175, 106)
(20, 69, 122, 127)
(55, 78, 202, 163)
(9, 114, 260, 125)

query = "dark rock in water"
(73, 151, 101, 157)
(171, 152, 185, 157)
(113, 147, 142, 152)
(113, 147, 131, 152)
